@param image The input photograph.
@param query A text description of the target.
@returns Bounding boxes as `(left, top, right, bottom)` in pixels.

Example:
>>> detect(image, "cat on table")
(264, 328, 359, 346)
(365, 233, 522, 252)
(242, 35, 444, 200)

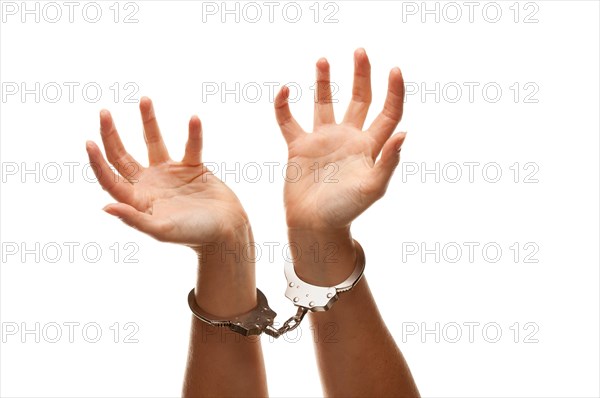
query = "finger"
(182, 115, 203, 165)
(139, 96, 170, 165)
(103, 202, 173, 241)
(275, 86, 304, 145)
(366, 132, 407, 198)
(343, 48, 372, 129)
(99, 109, 144, 182)
(367, 67, 405, 156)
(86, 140, 136, 205)
(314, 58, 336, 128)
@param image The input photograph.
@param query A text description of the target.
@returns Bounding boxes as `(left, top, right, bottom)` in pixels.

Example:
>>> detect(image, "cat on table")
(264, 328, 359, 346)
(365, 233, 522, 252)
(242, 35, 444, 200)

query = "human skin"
(274, 48, 420, 397)
(85, 97, 267, 397)
(85, 48, 419, 397)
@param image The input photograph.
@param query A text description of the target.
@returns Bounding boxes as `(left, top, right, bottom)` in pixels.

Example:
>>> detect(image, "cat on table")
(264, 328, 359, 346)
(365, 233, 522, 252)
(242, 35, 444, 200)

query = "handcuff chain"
(264, 307, 308, 338)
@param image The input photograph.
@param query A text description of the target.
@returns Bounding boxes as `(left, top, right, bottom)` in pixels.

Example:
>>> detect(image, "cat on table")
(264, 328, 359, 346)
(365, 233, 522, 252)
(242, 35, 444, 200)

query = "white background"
(1, 1, 599, 397)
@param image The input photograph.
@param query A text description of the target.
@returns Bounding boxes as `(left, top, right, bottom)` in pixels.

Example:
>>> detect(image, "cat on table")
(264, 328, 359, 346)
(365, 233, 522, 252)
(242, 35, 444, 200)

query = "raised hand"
(275, 48, 406, 231)
(86, 97, 250, 249)
(274, 50, 419, 398)
(86, 98, 267, 396)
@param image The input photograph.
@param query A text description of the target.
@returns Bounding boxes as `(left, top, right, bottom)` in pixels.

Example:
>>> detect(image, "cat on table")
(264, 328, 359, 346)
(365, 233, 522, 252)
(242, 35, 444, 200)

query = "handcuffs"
(187, 240, 365, 338)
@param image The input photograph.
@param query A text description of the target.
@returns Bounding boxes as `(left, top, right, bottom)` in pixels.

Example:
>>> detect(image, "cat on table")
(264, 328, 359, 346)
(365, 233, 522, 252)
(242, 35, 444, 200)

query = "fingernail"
(397, 132, 407, 152)
(103, 205, 115, 215)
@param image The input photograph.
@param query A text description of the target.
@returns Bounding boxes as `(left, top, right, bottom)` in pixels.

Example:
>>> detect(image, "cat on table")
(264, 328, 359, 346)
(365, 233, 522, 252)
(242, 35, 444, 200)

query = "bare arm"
(182, 227, 268, 397)
(86, 98, 268, 397)
(274, 49, 420, 397)
(289, 229, 419, 397)
(311, 278, 417, 397)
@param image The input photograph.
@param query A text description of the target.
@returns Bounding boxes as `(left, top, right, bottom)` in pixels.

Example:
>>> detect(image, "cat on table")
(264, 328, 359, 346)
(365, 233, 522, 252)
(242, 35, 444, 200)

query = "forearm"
(311, 277, 418, 397)
(289, 229, 419, 398)
(183, 227, 268, 397)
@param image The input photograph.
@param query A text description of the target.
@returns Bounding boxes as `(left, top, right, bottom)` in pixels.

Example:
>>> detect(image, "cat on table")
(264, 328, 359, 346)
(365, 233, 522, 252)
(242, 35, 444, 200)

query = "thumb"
(369, 132, 407, 196)
(103, 203, 173, 241)
(275, 86, 304, 145)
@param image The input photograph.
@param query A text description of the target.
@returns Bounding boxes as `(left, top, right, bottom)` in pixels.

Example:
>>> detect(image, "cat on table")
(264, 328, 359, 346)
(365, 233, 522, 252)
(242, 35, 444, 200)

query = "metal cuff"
(283, 239, 366, 312)
(188, 288, 277, 336)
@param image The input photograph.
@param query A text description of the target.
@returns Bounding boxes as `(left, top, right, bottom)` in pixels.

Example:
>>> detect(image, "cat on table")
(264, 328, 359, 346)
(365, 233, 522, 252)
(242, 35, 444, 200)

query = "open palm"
(86, 97, 249, 247)
(275, 49, 406, 230)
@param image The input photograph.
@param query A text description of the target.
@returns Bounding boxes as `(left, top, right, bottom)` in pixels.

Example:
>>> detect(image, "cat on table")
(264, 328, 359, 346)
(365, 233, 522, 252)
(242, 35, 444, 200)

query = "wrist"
(287, 227, 357, 287)
(193, 225, 257, 318)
